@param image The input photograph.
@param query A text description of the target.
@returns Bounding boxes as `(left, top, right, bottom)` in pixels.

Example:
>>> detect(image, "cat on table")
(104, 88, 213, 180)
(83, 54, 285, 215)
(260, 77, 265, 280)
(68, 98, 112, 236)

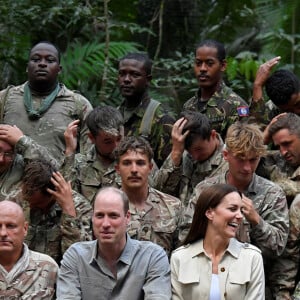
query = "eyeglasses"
(0, 150, 15, 160)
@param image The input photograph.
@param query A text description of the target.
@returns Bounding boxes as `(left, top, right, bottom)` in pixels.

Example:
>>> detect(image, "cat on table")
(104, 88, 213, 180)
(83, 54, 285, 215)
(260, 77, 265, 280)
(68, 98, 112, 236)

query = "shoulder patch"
(237, 106, 249, 117)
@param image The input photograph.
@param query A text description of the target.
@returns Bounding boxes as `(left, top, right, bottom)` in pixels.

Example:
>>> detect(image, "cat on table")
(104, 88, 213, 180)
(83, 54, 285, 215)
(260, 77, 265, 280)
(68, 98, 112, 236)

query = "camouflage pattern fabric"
(0, 135, 58, 201)
(268, 195, 300, 300)
(118, 94, 174, 167)
(183, 81, 249, 139)
(61, 147, 158, 204)
(0, 244, 58, 299)
(62, 148, 122, 204)
(0, 82, 93, 165)
(25, 191, 92, 264)
(127, 186, 181, 257)
(257, 150, 300, 206)
(250, 98, 281, 128)
(153, 134, 224, 207)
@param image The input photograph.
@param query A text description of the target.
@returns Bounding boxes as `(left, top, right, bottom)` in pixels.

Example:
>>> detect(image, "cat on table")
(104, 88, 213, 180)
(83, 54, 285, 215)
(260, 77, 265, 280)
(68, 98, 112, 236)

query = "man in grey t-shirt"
(56, 187, 171, 300)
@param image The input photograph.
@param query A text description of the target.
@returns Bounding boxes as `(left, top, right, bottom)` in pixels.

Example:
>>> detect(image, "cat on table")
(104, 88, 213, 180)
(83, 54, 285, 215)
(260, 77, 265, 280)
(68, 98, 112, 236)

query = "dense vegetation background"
(0, 0, 299, 114)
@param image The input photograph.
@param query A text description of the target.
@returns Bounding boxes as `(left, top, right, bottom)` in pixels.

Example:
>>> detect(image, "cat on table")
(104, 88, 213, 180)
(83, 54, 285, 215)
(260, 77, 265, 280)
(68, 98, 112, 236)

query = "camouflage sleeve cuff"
(61, 213, 80, 229)
(64, 153, 76, 165)
(252, 216, 265, 231)
(164, 155, 182, 170)
(249, 97, 266, 112)
(15, 135, 32, 154)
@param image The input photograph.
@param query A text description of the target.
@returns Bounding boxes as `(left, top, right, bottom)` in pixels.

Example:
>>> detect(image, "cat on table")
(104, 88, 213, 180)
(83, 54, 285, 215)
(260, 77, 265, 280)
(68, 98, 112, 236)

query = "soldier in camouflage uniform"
(62, 106, 124, 203)
(115, 136, 181, 257)
(0, 41, 92, 165)
(181, 121, 289, 300)
(154, 111, 224, 207)
(62, 105, 157, 204)
(0, 200, 58, 299)
(183, 39, 249, 139)
(257, 113, 300, 299)
(21, 159, 92, 264)
(250, 56, 300, 130)
(117, 52, 174, 167)
(0, 124, 58, 201)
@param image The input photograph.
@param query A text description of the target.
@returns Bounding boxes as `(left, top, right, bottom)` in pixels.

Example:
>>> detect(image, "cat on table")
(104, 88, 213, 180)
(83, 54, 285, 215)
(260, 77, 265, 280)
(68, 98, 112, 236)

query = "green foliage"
(151, 52, 195, 114)
(0, 0, 299, 113)
(60, 41, 140, 105)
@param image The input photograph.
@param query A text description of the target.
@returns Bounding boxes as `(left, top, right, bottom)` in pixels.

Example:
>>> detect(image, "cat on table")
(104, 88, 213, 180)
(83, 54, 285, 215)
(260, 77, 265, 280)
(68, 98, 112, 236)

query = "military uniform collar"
(30, 202, 61, 222)
(19, 81, 71, 97)
(120, 93, 151, 119)
(147, 186, 161, 203)
(197, 80, 226, 106)
(87, 146, 116, 174)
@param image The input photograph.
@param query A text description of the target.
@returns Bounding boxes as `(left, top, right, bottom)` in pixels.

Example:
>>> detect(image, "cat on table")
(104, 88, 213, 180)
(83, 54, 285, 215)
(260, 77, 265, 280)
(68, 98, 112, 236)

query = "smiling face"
(194, 46, 226, 90)
(0, 201, 28, 262)
(92, 189, 130, 249)
(27, 42, 61, 88)
(205, 191, 243, 239)
(272, 128, 300, 167)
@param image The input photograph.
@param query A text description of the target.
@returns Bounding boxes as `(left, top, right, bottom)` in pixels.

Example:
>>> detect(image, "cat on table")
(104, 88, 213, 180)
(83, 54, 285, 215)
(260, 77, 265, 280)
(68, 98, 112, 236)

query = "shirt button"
(220, 267, 225, 272)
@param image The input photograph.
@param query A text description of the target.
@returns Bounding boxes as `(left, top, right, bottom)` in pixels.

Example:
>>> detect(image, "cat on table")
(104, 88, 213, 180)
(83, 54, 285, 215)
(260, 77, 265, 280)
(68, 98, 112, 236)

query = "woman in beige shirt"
(171, 184, 265, 300)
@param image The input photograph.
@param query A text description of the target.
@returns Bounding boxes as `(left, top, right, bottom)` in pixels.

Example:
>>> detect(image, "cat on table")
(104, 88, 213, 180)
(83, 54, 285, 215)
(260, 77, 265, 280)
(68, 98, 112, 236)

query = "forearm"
(16, 135, 60, 168)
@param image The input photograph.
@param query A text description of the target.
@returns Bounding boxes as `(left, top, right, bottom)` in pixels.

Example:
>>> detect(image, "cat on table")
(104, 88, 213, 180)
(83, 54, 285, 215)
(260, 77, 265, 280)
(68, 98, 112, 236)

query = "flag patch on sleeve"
(237, 106, 249, 117)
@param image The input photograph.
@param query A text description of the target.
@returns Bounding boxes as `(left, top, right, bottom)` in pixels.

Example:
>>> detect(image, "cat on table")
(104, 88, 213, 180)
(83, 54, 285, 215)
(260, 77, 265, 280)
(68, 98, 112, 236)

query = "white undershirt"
(209, 274, 221, 300)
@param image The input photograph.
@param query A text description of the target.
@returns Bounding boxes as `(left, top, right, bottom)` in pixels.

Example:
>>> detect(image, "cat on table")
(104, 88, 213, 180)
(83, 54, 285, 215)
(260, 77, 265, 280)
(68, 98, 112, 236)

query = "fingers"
(172, 117, 189, 139)
(266, 56, 281, 68)
(68, 120, 80, 127)
(261, 56, 281, 70)
(49, 172, 68, 190)
(65, 120, 79, 135)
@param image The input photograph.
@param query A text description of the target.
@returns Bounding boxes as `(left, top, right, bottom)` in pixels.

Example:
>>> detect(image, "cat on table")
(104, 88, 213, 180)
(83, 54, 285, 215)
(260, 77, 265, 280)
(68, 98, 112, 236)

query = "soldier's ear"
(88, 132, 96, 144)
(220, 59, 227, 72)
(23, 221, 29, 237)
(223, 148, 229, 161)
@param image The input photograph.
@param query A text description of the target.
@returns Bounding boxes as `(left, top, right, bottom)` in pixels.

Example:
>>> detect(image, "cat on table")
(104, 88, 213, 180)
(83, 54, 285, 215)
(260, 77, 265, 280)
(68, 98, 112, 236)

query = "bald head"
(94, 187, 129, 213)
(0, 200, 28, 263)
(0, 201, 25, 222)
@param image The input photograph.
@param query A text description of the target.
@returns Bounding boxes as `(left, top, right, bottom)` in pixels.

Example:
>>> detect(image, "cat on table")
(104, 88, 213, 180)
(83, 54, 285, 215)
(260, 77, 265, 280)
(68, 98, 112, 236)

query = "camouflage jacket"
(61, 147, 158, 204)
(181, 171, 289, 259)
(127, 186, 182, 257)
(183, 81, 249, 139)
(153, 134, 224, 207)
(257, 150, 300, 206)
(62, 147, 122, 204)
(0, 82, 93, 164)
(25, 191, 92, 264)
(118, 94, 175, 167)
(268, 196, 300, 300)
(250, 98, 281, 128)
(0, 244, 58, 299)
(0, 135, 58, 202)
